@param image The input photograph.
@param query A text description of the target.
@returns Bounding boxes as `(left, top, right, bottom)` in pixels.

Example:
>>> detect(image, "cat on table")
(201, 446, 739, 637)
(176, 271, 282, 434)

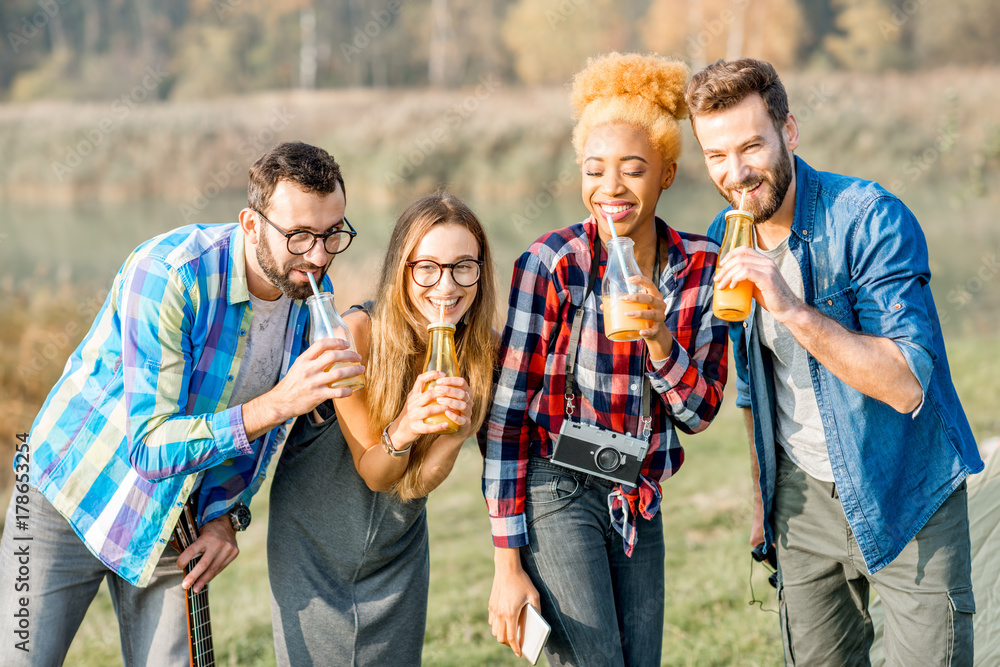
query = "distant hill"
(1, 68, 998, 210)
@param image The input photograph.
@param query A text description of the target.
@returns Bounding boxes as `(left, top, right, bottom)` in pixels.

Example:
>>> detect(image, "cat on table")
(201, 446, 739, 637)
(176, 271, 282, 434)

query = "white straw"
(605, 212, 637, 294)
(307, 272, 335, 336)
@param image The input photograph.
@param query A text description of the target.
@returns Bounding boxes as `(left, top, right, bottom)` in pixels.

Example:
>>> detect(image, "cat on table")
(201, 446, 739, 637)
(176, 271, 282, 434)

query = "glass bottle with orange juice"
(421, 322, 461, 433)
(602, 236, 652, 341)
(306, 292, 366, 390)
(713, 209, 755, 322)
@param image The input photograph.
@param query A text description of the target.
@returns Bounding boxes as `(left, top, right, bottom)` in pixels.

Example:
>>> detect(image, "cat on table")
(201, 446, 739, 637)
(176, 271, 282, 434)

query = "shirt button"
(227, 374, 234, 382)
(894, 303, 902, 310)
(630, 383, 637, 391)
(239, 329, 246, 336)
(827, 299, 833, 305)
(743, 322, 748, 328)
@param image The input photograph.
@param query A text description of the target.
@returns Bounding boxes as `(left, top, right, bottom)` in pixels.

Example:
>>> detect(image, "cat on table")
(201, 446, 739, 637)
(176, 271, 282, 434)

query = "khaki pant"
(773, 448, 975, 667)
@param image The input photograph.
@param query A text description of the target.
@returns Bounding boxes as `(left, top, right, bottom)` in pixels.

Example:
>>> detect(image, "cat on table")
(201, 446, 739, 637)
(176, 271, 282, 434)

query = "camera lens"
(594, 447, 621, 473)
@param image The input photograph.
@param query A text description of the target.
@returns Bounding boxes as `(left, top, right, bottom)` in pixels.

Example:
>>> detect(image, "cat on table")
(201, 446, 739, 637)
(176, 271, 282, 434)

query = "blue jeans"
(0, 486, 189, 666)
(520, 457, 665, 667)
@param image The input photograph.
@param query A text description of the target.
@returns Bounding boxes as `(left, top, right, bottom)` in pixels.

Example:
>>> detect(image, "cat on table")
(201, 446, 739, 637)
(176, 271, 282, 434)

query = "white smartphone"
(518, 603, 551, 665)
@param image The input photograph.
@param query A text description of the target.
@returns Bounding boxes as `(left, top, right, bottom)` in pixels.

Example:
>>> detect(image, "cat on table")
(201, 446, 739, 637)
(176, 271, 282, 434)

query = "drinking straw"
(439, 302, 445, 324)
(605, 212, 636, 294)
(307, 272, 335, 336)
(731, 188, 749, 254)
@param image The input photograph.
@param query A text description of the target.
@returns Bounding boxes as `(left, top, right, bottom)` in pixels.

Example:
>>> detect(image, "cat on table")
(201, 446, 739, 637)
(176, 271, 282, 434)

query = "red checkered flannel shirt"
(483, 217, 728, 547)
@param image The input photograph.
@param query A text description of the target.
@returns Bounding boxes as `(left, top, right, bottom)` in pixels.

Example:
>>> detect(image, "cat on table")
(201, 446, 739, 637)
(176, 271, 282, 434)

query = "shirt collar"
(790, 155, 818, 244)
(228, 225, 250, 305)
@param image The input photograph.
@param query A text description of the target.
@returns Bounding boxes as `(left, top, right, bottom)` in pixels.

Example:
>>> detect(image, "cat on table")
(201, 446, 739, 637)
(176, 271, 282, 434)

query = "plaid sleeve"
(483, 247, 567, 548)
(647, 239, 729, 434)
(121, 256, 248, 481)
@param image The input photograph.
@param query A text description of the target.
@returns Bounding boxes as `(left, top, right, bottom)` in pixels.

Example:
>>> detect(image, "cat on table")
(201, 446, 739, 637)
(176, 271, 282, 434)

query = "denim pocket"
(813, 287, 857, 328)
(525, 465, 581, 527)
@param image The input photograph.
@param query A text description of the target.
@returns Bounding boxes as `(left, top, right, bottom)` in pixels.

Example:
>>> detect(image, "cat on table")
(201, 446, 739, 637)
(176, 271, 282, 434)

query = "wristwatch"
(228, 502, 251, 532)
(381, 421, 413, 457)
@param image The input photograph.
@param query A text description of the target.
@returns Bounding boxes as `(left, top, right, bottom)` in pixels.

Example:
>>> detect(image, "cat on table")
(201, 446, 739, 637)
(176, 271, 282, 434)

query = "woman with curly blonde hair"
(268, 192, 497, 666)
(483, 53, 728, 665)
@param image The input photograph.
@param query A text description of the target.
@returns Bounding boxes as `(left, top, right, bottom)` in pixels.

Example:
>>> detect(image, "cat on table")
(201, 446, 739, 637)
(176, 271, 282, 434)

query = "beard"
(257, 231, 324, 301)
(717, 148, 794, 224)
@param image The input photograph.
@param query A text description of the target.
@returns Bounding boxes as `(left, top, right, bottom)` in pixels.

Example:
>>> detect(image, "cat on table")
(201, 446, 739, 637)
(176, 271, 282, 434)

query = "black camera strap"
(563, 225, 660, 441)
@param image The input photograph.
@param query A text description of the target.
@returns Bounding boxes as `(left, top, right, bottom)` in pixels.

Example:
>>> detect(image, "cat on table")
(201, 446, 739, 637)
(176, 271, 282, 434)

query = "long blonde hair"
(365, 192, 498, 500)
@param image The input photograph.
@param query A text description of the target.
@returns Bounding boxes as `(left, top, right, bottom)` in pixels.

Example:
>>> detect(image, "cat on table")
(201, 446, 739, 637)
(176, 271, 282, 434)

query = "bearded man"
(687, 59, 980, 666)
(0, 142, 364, 665)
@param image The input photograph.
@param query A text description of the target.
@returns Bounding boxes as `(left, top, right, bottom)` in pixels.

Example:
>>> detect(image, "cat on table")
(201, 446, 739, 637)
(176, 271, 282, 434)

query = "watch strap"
(381, 421, 412, 457)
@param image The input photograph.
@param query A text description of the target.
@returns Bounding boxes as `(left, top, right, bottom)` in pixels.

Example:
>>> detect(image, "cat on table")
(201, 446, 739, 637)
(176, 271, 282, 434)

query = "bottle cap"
(426, 321, 456, 331)
(725, 208, 755, 224)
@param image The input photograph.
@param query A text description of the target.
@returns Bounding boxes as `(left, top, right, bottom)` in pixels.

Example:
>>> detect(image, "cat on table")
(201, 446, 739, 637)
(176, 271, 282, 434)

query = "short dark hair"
(685, 58, 789, 133)
(247, 141, 345, 213)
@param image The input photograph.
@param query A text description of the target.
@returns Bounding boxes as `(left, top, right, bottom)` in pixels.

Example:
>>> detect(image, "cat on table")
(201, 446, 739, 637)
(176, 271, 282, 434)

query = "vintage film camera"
(550, 421, 649, 486)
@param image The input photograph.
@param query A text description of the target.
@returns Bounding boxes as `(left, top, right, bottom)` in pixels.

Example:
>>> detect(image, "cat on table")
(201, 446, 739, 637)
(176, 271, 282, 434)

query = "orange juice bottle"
(602, 236, 652, 341)
(422, 322, 461, 433)
(713, 209, 755, 322)
(306, 292, 366, 390)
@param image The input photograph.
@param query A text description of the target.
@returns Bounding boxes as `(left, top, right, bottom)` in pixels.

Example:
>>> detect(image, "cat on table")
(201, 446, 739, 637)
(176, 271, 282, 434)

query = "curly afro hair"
(570, 52, 690, 166)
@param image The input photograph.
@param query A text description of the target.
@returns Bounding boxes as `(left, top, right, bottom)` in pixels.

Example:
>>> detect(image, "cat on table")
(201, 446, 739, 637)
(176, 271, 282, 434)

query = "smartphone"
(518, 603, 551, 665)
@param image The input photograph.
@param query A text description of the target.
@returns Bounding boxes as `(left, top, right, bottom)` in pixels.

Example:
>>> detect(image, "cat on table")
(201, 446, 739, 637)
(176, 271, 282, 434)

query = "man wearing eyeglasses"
(0, 141, 363, 666)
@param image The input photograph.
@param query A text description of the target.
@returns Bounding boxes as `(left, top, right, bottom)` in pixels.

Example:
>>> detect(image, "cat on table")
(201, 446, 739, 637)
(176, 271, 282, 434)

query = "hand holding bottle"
(615, 273, 674, 361)
(389, 371, 474, 446)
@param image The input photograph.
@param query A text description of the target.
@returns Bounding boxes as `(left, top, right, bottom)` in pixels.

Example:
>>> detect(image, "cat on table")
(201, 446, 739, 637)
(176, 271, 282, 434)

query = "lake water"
(0, 182, 723, 297)
(2, 182, 996, 333)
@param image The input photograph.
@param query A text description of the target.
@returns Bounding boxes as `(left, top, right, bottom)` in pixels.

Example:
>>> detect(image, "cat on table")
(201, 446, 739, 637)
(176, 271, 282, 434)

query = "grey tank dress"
(268, 400, 429, 667)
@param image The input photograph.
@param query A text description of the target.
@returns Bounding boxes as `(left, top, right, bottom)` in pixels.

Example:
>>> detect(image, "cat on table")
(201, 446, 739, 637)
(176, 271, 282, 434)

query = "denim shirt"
(707, 156, 983, 573)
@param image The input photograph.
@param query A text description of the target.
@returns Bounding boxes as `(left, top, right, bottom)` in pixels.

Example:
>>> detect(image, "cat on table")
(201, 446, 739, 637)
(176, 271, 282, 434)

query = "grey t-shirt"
(228, 293, 292, 409)
(755, 236, 833, 482)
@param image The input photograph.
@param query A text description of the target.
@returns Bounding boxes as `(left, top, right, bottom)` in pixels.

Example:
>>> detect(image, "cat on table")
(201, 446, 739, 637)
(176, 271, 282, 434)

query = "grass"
(8, 330, 995, 665)
(53, 394, 785, 666)
(0, 268, 997, 664)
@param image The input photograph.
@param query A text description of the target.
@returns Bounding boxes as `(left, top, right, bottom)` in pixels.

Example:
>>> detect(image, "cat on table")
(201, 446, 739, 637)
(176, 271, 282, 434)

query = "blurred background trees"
(1, 0, 999, 102)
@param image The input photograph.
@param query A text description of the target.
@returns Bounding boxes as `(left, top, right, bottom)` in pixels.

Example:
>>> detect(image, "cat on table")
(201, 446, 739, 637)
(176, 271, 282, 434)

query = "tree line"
(1, 0, 998, 101)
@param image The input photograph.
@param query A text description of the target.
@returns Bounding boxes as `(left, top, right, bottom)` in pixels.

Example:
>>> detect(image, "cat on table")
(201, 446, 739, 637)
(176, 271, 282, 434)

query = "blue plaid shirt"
(28, 224, 317, 586)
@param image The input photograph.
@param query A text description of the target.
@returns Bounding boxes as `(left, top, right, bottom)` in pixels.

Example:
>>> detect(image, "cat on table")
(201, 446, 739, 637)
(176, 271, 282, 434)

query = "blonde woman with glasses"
(267, 192, 497, 666)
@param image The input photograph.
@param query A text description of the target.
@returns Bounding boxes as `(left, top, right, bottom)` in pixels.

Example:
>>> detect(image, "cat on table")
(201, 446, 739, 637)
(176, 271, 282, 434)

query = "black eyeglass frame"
(405, 259, 484, 288)
(252, 208, 357, 256)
